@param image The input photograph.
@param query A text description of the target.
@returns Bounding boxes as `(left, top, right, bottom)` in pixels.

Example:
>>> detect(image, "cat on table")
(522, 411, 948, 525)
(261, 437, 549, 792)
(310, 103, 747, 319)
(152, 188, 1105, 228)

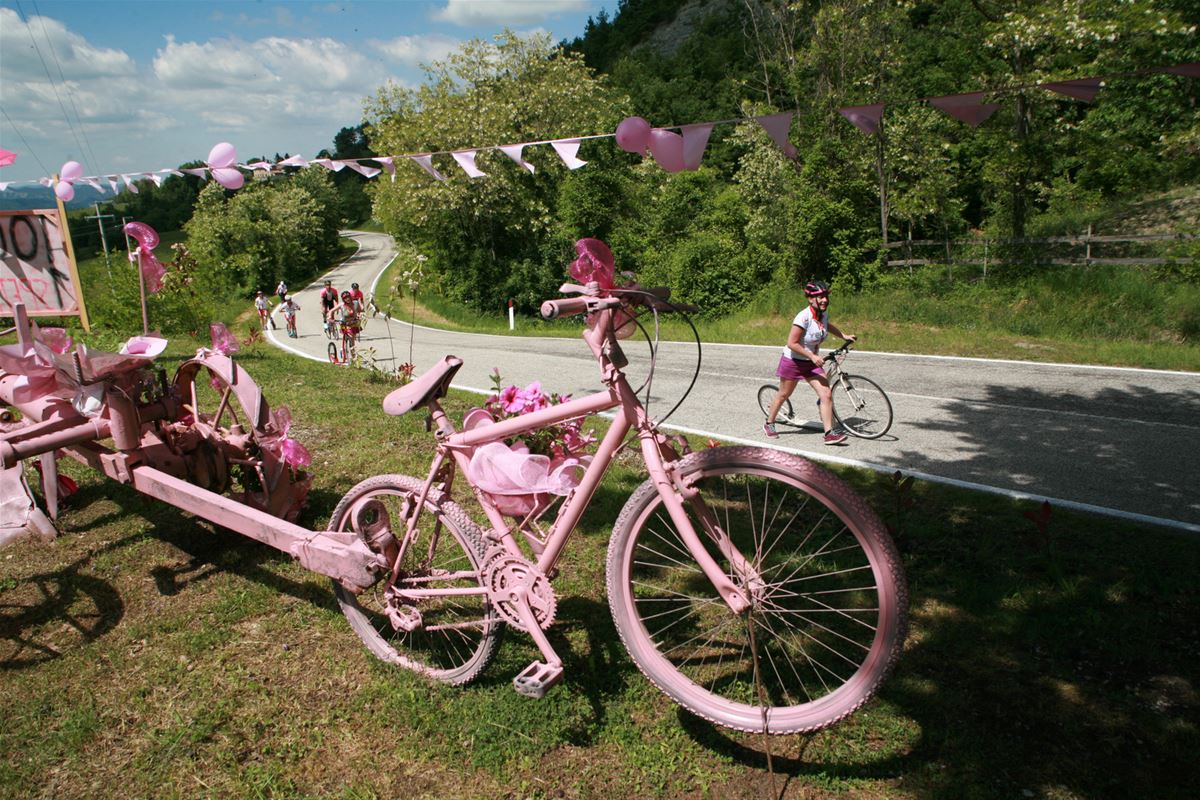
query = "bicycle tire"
(327, 341, 338, 363)
(832, 374, 893, 439)
(606, 446, 907, 734)
(757, 384, 791, 424)
(330, 474, 504, 685)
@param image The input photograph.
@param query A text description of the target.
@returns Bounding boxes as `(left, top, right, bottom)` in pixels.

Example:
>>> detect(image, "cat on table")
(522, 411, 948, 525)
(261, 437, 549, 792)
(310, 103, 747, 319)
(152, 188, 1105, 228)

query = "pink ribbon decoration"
(838, 104, 885, 135)
(466, 441, 590, 518)
(209, 322, 240, 355)
(927, 93, 1001, 127)
(755, 113, 798, 157)
(499, 144, 536, 174)
(124, 220, 166, 293)
(411, 155, 446, 182)
(570, 238, 616, 290)
(451, 150, 487, 178)
(262, 406, 312, 471)
(551, 139, 587, 169)
(681, 123, 714, 170)
(1041, 78, 1103, 102)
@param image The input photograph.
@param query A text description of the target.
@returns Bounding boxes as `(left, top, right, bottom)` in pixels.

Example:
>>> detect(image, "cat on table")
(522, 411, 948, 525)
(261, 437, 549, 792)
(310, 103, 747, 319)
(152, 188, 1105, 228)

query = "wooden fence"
(884, 230, 1200, 273)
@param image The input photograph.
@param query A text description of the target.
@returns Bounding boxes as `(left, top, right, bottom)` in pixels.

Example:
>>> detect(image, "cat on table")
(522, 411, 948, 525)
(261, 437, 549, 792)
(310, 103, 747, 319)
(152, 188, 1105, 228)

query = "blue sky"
(0, 1, 610, 185)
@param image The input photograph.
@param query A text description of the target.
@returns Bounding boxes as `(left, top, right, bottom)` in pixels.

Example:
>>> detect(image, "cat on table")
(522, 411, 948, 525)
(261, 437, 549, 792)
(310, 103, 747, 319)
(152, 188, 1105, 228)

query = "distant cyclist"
(282, 295, 300, 338)
(349, 282, 366, 328)
(254, 290, 272, 330)
(319, 280, 339, 334)
(337, 290, 362, 343)
(275, 279, 288, 304)
(762, 280, 856, 445)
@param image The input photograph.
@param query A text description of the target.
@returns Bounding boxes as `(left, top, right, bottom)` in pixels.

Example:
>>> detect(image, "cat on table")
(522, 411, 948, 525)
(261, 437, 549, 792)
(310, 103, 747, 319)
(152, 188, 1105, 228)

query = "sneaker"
(823, 431, 848, 445)
(763, 422, 779, 439)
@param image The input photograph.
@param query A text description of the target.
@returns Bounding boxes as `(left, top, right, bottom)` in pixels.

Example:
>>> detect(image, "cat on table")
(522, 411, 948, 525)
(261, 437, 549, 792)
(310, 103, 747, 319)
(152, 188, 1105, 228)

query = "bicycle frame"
(394, 304, 751, 617)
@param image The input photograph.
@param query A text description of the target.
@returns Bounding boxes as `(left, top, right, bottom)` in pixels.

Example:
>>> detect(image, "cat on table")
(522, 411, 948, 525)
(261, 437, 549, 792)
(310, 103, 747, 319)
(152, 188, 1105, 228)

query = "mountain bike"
(331, 282, 907, 734)
(758, 342, 894, 439)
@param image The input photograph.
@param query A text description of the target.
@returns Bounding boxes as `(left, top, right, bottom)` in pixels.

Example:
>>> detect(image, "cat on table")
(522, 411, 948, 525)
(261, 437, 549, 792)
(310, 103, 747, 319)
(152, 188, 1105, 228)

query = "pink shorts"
(776, 355, 825, 381)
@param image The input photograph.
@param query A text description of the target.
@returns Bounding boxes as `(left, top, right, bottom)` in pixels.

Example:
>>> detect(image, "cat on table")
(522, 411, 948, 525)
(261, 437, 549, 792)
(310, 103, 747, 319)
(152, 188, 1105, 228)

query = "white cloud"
(432, 0, 590, 27)
(369, 33, 461, 67)
(0, 8, 136, 82)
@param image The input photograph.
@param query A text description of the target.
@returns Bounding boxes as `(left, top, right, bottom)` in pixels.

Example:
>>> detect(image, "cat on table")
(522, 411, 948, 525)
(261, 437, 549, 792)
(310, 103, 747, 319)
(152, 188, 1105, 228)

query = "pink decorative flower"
(40, 327, 73, 354)
(210, 322, 239, 355)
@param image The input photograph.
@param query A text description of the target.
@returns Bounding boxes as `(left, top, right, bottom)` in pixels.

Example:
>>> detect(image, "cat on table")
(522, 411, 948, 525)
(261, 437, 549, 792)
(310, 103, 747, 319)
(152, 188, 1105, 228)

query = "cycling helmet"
(804, 280, 830, 297)
(351, 282, 359, 289)
(341, 291, 352, 300)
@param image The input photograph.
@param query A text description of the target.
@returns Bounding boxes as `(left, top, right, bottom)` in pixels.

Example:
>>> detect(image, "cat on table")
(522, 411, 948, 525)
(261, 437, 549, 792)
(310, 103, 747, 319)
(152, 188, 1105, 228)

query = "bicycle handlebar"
(540, 285, 699, 320)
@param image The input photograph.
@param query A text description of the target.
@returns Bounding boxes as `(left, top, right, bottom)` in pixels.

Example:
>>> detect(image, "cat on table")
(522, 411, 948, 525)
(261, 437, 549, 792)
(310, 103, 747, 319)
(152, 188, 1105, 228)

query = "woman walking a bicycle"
(763, 280, 855, 444)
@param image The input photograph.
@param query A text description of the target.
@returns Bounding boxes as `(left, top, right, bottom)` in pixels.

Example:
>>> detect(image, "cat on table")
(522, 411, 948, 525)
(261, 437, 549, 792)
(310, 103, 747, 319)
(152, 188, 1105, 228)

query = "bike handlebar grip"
(540, 296, 590, 319)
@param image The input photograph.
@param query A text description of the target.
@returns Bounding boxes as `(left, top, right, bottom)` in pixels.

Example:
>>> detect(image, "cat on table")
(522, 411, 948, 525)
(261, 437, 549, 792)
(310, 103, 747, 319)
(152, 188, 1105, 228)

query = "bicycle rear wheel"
(327, 341, 338, 363)
(330, 474, 503, 685)
(607, 446, 906, 734)
(832, 374, 893, 439)
(757, 385, 792, 423)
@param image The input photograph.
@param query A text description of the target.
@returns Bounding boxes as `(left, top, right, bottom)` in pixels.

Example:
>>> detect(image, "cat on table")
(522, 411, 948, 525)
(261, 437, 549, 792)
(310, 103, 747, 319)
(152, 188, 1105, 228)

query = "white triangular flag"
(499, 144, 535, 174)
(551, 139, 587, 169)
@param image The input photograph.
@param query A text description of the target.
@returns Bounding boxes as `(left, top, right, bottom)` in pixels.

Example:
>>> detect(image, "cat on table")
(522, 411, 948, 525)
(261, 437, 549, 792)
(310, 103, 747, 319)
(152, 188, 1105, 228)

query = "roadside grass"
(2, 337, 1197, 798)
(373, 257, 1200, 372)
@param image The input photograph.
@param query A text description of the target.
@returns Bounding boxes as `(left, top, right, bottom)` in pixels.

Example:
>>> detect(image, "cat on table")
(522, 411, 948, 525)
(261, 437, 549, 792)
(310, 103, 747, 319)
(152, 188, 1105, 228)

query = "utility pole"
(84, 203, 115, 282)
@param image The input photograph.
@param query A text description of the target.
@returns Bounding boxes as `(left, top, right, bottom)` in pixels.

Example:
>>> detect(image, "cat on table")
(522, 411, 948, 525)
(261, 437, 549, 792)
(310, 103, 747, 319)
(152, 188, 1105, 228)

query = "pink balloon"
(123, 221, 160, 251)
(54, 181, 75, 202)
(207, 142, 237, 168)
(615, 116, 652, 154)
(212, 167, 244, 190)
(648, 129, 686, 173)
(60, 160, 84, 182)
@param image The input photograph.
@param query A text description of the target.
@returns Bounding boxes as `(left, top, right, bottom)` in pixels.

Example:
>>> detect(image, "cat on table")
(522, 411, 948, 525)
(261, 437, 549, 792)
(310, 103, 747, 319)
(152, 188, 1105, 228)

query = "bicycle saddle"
(382, 355, 463, 416)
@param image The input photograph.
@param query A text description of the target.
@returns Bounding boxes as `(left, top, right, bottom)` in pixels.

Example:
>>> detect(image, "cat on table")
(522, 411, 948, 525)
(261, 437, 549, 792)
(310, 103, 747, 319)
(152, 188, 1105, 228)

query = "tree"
(365, 30, 622, 311)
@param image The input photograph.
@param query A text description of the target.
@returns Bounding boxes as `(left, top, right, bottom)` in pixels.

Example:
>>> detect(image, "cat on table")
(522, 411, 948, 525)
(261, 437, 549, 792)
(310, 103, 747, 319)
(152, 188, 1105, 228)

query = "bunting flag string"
(1, 61, 1195, 195)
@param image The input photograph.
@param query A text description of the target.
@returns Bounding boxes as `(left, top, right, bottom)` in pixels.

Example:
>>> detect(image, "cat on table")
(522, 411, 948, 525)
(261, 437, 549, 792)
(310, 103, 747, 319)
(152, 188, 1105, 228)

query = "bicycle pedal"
(386, 604, 422, 632)
(512, 660, 563, 699)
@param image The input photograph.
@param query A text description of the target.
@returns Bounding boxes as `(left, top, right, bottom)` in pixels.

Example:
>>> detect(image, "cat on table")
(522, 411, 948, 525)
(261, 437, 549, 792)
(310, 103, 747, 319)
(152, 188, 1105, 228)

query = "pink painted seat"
(382, 355, 463, 416)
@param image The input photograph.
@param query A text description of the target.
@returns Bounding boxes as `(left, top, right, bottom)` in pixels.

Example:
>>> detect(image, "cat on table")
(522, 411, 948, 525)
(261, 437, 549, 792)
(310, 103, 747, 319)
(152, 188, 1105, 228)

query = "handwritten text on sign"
(0, 209, 79, 317)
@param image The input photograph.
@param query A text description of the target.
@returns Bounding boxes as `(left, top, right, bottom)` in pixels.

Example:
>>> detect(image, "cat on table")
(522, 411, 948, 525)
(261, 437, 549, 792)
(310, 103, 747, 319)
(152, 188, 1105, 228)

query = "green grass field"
(1, 333, 1197, 799)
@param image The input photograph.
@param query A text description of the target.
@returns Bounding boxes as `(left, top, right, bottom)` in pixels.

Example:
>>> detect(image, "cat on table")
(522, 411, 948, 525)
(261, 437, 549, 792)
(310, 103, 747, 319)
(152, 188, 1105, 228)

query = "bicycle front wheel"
(327, 341, 338, 363)
(757, 384, 791, 423)
(606, 447, 906, 734)
(832, 374, 893, 439)
(330, 474, 503, 685)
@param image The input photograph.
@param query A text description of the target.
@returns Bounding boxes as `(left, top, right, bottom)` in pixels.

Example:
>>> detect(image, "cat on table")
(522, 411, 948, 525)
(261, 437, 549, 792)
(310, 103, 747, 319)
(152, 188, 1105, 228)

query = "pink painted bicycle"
(330, 274, 908, 733)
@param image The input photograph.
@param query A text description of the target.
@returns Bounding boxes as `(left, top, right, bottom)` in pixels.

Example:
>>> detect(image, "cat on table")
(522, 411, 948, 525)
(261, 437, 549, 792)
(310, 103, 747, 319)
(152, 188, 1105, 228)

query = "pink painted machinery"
(0, 302, 382, 592)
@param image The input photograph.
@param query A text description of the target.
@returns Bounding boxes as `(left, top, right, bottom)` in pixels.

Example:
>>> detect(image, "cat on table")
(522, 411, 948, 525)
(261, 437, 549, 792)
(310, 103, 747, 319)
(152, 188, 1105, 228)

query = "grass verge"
(1, 336, 1197, 798)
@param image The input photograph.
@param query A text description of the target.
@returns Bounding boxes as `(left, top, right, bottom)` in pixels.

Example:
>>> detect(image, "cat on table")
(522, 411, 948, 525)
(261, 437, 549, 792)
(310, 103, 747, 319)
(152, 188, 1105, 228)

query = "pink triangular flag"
(451, 150, 487, 178)
(411, 155, 446, 182)
(838, 104, 884, 135)
(311, 158, 344, 171)
(1165, 62, 1200, 78)
(121, 174, 140, 193)
(181, 168, 209, 180)
(279, 154, 309, 167)
(339, 160, 381, 178)
(245, 160, 272, 171)
(0, 183, 8, 192)
(375, 156, 397, 182)
(680, 124, 714, 170)
(551, 139, 587, 169)
(147, 172, 165, 187)
(499, 144, 535, 174)
(927, 93, 1000, 127)
(82, 177, 106, 193)
(755, 113, 797, 157)
(1041, 78, 1102, 102)
(106, 176, 121, 193)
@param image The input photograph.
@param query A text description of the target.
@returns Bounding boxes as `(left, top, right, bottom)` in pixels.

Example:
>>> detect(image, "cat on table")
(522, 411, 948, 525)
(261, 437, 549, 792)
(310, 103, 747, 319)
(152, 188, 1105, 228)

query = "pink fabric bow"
(569, 238, 615, 290)
(209, 322, 240, 355)
(467, 441, 590, 517)
(124, 221, 166, 293)
(261, 406, 312, 471)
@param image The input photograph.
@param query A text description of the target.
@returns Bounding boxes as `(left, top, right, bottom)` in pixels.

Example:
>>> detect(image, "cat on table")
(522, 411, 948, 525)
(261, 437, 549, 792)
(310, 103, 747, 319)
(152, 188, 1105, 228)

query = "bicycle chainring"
(482, 548, 556, 631)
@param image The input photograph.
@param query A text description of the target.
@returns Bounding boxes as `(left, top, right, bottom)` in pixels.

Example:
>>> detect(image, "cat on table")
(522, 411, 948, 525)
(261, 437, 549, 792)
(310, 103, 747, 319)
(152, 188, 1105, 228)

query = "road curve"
(269, 232, 1200, 533)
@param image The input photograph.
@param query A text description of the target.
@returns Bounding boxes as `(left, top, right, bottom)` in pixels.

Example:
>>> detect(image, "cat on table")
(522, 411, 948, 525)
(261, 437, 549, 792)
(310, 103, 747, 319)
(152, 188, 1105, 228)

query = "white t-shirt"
(782, 307, 828, 359)
(254, 296, 269, 311)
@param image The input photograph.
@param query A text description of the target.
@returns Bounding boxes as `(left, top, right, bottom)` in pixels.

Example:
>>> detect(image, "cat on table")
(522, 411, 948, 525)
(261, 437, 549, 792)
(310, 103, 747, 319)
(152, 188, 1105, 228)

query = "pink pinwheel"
(124, 221, 166, 293)
(209, 322, 240, 355)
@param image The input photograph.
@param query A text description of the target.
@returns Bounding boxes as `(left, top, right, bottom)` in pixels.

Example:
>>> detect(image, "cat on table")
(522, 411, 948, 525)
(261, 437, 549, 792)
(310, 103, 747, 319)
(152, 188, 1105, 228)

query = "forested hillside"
(365, 0, 1198, 316)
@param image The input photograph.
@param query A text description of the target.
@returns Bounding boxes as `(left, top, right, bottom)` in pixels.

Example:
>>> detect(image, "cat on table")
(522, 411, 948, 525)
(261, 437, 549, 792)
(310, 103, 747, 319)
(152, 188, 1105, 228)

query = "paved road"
(270, 232, 1200, 532)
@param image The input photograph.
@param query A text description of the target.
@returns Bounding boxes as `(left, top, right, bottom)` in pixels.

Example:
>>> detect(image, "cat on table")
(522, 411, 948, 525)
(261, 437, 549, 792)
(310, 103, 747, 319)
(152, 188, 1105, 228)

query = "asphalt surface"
(269, 232, 1200, 532)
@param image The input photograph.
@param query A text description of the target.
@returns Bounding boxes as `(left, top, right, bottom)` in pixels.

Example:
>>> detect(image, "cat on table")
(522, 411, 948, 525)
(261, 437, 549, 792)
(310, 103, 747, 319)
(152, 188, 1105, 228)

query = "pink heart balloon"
(54, 181, 76, 202)
(648, 129, 686, 173)
(60, 160, 84, 182)
(616, 116, 652, 154)
(212, 167, 244, 190)
(207, 142, 237, 168)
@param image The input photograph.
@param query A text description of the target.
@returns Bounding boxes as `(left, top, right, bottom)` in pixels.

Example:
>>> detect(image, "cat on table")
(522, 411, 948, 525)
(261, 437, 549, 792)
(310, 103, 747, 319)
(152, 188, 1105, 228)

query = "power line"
(14, 0, 92, 172)
(0, 106, 52, 177)
(31, 0, 103, 172)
